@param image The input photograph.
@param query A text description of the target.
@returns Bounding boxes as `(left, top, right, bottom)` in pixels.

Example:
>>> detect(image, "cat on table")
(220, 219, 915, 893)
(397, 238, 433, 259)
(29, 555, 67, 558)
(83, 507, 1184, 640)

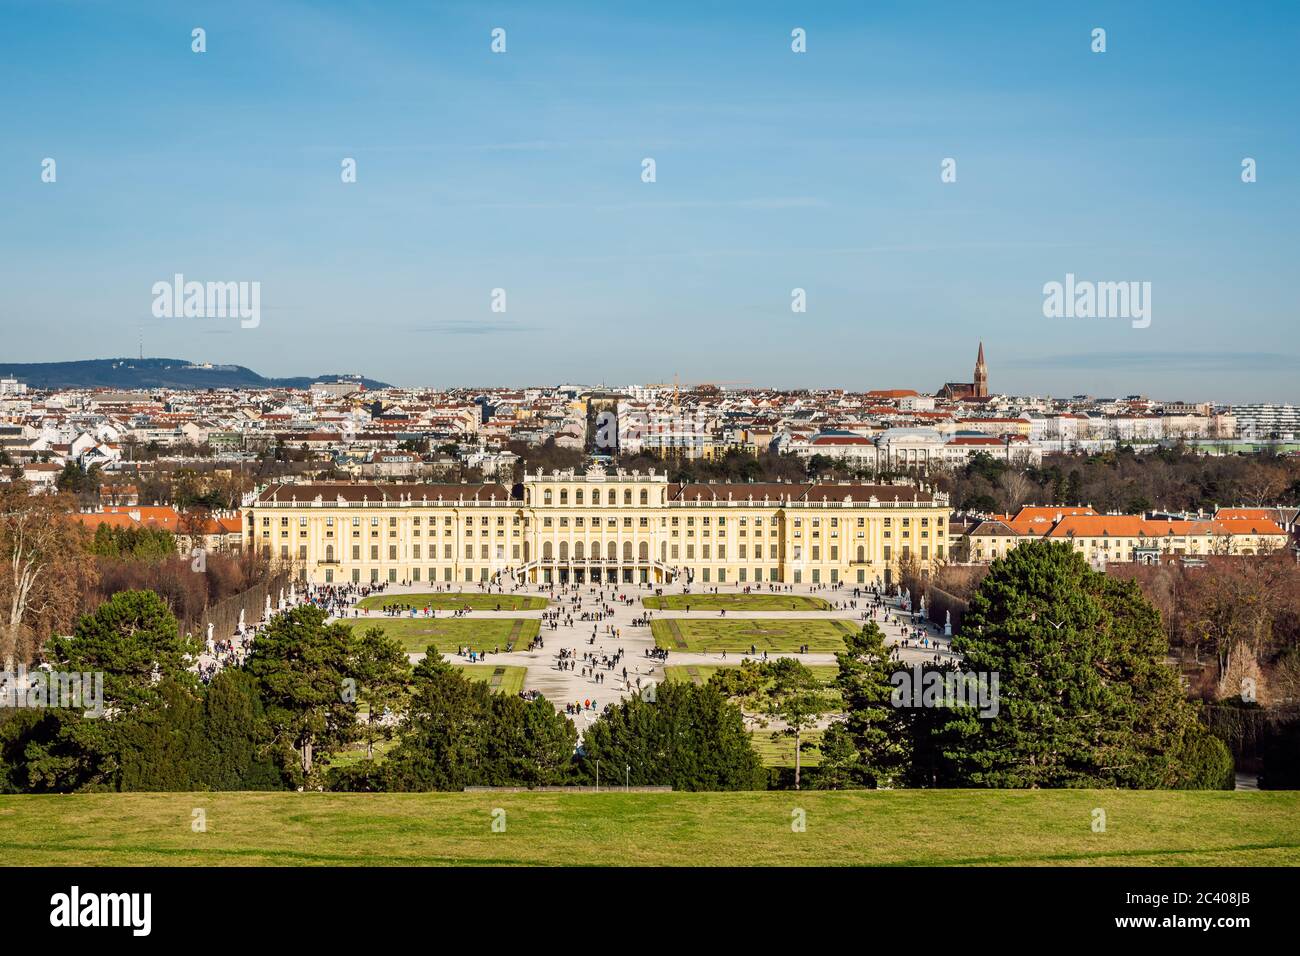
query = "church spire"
(974, 341, 988, 398)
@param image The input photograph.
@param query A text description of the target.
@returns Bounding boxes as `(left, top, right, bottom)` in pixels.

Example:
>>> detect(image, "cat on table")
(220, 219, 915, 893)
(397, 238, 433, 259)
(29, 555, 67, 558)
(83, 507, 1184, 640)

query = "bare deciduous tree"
(0, 483, 98, 667)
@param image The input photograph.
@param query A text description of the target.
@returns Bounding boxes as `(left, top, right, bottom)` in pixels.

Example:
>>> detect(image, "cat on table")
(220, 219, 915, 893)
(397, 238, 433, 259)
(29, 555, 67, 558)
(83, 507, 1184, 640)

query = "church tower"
(973, 341, 988, 397)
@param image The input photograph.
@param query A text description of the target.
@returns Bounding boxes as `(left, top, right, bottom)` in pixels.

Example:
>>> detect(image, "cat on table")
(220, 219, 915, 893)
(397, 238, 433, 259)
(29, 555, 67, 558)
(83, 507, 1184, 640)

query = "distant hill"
(0, 358, 390, 391)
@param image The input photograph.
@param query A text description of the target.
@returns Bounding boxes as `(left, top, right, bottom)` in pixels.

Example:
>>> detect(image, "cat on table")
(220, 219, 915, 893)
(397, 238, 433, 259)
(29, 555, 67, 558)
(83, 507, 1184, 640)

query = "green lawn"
(643, 593, 832, 611)
(356, 592, 548, 611)
(329, 738, 398, 770)
(652, 618, 857, 653)
(1, 791, 1296, 866)
(750, 730, 824, 768)
(453, 664, 527, 696)
(347, 618, 540, 654)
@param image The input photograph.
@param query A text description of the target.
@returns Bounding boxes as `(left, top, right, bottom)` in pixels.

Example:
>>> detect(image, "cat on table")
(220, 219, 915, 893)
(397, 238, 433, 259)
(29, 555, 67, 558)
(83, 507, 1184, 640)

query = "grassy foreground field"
(653, 618, 856, 653)
(1, 791, 1297, 866)
(346, 618, 540, 654)
(644, 593, 832, 611)
(356, 593, 548, 611)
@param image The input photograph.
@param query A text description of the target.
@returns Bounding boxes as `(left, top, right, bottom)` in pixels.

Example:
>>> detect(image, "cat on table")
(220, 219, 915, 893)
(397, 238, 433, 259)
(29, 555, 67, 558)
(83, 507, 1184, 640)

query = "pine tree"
(829, 621, 912, 788)
(350, 626, 411, 758)
(580, 681, 762, 791)
(47, 589, 198, 713)
(936, 540, 1231, 788)
(243, 604, 357, 784)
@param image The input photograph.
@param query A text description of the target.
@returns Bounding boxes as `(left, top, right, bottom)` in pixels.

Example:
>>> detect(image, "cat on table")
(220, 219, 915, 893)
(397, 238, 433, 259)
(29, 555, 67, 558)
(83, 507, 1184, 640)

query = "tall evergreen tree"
(579, 681, 762, 791)
(380, 651, 575, 791)
(383, 652, 493, 791)
(350, 626, 411, 759)
(711, 658, 833, 790)
(936, 540, 1231, 788)
(822, 621, 912, 788)
(47, 589, 198, 713)
(243, 604, 357, 783)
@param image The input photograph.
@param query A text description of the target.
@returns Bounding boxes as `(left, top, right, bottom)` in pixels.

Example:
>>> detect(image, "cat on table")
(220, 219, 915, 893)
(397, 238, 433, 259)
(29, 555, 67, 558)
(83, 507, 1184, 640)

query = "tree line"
(943, 446, 1300, 514)
(4, 541, 1267, 793)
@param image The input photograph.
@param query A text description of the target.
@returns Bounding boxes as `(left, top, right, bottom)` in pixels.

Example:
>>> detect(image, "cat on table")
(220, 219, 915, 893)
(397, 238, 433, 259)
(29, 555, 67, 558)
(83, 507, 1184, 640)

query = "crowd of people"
(189, 576, 956, 722)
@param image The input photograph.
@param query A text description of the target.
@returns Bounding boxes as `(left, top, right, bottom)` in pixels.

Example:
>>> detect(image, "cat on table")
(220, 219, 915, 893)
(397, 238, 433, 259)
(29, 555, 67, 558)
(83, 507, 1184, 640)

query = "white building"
(1235, 404, 1300, 440)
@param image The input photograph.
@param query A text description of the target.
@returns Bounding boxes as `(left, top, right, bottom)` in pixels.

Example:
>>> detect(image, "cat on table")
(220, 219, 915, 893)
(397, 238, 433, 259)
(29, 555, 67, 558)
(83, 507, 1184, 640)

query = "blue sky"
(1, 0, 1297, 400)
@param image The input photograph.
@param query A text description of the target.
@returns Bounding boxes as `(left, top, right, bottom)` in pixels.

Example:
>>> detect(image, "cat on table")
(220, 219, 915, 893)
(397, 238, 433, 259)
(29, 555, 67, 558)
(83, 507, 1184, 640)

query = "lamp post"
(595, 759, 600, 793)
(625, 763, 630, 791)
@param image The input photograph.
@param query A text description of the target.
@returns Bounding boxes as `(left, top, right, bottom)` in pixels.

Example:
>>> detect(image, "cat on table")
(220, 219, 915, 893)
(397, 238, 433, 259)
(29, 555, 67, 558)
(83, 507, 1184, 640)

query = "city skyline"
(5, 343, 1298, 410)
(2, 1, 1298, 401)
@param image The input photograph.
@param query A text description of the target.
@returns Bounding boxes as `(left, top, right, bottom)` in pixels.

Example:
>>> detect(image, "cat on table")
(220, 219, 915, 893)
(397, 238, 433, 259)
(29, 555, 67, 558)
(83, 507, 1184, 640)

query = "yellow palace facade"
(244, 466, 950, 587)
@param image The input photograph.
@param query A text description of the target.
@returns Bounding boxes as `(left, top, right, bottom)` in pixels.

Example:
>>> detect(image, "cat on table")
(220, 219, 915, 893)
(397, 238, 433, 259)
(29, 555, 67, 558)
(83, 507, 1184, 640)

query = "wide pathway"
(332, 581, 962, 729)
